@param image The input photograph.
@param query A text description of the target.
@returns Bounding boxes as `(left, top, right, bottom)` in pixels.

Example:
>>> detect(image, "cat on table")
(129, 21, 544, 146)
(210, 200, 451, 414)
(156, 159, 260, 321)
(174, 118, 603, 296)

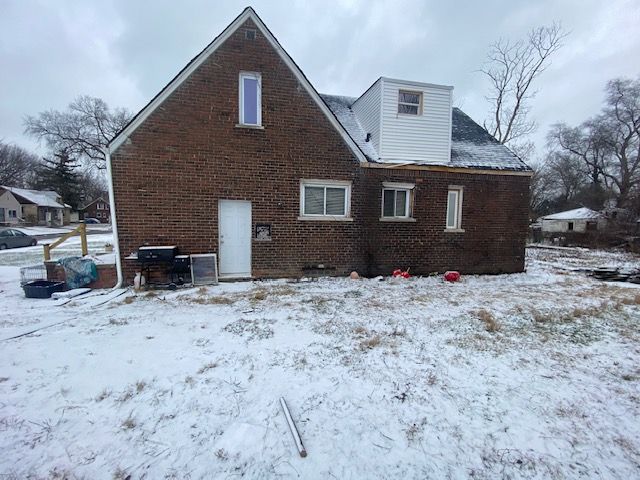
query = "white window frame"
(239, 71, 262, 126)
(445, 186, 464, 231)
(398, 89, 423, 116)
(299, 179, 352, 221)
(380, 182, 415, 220)
(97, 203, 104, 210)
(9, 209, 17, 218)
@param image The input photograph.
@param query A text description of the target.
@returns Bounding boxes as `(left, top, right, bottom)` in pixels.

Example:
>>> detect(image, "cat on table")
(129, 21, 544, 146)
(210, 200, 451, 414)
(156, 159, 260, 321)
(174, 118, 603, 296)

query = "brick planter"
(45, 261, 117, 290)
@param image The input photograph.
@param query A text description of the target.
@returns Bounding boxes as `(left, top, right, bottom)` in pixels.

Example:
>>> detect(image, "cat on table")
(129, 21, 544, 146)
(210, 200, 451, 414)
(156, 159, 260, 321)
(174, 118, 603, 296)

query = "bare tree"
(599, 77, 640, 208)
(482, 23, 568, 146)
(547, 122, 611, 188)
(24, 96, 132, 170)
(0, 140, 41, 187)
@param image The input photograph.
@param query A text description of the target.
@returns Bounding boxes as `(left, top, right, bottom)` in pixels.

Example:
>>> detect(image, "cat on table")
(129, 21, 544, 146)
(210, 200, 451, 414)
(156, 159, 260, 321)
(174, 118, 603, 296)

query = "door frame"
(218, 199, 252, 279)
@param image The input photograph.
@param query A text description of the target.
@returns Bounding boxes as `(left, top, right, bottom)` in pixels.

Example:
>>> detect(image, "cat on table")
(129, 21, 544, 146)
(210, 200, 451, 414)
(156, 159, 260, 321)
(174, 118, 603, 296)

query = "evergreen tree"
(35, 150, 83, 209)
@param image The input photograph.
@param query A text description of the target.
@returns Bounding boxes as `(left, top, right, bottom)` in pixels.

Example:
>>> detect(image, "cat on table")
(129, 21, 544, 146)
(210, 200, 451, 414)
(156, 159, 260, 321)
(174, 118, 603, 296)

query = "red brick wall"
(111, 19, 368, 284)
(110, 19, 530, 283)
(46, 262, 117, 289)
(362, 169, 530, 275)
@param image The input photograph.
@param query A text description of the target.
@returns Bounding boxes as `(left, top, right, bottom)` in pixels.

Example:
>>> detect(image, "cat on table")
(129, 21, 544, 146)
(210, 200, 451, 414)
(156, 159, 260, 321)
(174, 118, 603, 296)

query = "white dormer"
(352, 77, 453, 164)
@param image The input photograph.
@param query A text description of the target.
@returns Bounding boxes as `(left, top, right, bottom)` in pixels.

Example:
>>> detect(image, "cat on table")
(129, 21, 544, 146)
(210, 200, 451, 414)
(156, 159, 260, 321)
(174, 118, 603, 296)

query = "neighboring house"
(0, 188, 22, 225)
(107, 7, 532, 284)
(541, 207, 606, 234)
(0, 186, 67, 226)
(80, 197, 111, 223)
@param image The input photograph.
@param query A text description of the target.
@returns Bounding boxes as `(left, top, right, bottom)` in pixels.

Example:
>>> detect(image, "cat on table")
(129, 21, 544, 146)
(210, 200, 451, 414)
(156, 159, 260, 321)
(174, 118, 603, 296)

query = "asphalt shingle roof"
(320, 94, 531, 172)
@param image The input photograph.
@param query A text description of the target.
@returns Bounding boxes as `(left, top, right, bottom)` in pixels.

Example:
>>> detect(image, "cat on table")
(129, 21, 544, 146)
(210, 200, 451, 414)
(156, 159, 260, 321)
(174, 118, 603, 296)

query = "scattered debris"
(392, 268, 411, 279)
(280, 397, 307, 458)
(589, 268, 640, 284)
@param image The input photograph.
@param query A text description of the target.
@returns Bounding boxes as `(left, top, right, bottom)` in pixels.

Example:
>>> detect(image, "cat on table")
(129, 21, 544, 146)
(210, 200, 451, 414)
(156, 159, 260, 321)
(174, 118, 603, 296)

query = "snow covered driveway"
(1, 248, 639, 478)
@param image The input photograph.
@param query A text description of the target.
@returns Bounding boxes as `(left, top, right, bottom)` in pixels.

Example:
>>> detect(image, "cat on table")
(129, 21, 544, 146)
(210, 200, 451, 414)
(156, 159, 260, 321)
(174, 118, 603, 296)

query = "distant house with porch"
(80, 196, 110, 223)
(541, 207, 606, 234)
(0, 186, 69, 226)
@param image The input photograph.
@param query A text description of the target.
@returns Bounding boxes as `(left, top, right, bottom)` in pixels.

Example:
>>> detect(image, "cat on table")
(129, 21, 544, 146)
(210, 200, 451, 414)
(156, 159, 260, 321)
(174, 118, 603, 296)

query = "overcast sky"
(1, 0, 639, 160)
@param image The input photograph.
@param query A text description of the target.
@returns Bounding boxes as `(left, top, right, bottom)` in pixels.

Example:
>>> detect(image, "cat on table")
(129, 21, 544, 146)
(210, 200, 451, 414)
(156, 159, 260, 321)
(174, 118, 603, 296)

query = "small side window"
(446, 187, 463, 230)
(239, 72, 262, 126)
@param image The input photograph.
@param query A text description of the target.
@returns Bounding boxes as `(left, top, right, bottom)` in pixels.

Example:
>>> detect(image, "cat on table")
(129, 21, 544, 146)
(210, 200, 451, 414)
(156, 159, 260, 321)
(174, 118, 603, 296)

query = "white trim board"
(107, 7, 366, 163)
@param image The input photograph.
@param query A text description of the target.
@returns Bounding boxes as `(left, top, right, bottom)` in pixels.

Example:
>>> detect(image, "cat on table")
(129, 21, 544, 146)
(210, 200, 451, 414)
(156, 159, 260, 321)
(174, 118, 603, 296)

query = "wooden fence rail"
(43, 223, 88, 261)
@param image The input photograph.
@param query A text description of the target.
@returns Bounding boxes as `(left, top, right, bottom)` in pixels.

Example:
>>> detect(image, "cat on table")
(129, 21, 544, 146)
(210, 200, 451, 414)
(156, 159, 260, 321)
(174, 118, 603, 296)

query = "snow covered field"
(1, 247, 639, 479)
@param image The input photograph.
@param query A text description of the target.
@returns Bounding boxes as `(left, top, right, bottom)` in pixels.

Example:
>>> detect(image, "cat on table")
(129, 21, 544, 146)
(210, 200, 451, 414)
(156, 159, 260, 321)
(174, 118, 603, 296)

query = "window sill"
(379, 217, 416, 222)
(444, 228, 465, 233)
(298, 216, 353, 222)
(235, 124, 264, 130)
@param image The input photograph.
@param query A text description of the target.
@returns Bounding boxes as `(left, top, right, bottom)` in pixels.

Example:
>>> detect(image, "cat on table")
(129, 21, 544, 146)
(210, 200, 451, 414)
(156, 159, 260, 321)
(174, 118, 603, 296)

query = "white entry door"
(218, 200, 252, 278)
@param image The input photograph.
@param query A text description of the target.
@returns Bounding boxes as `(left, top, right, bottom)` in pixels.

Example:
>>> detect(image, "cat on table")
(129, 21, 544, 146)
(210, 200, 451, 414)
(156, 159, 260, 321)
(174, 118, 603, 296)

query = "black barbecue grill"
(137, 245, 178, 263)
(136, 246, 190, 289)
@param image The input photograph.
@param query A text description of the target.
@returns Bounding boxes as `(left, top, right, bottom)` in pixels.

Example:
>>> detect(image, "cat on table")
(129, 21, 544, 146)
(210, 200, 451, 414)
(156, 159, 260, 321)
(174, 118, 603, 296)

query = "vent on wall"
(245, 29, 256, 40)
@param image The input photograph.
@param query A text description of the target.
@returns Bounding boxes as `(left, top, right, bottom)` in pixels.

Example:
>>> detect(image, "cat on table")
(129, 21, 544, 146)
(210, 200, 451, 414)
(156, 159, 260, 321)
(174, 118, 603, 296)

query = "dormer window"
(398, 90, 422, 115)
(239, 72, 262, 126)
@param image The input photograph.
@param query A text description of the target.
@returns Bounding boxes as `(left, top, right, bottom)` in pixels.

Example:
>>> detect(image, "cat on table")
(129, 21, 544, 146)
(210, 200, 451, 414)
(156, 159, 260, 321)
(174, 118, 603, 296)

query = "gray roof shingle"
(320, 94, 531, 172)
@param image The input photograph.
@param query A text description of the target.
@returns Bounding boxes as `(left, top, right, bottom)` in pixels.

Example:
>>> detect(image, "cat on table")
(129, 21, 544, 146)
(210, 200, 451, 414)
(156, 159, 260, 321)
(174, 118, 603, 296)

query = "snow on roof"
(319, 95, 531, 172)
(1, 186, 65, 208)
(320, 95, 378, 161)
(542, 207, 603, 220)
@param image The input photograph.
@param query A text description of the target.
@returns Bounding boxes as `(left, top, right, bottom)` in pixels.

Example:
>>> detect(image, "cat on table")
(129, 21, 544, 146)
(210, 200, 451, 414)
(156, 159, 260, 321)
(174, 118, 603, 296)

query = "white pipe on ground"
(280, 397, 307, 458)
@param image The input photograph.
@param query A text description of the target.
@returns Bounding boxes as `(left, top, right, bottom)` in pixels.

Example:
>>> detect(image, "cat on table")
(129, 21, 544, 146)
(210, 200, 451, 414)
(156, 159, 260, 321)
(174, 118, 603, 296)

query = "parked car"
(0, 228, 38, 249)
(82, 217, 100, 224)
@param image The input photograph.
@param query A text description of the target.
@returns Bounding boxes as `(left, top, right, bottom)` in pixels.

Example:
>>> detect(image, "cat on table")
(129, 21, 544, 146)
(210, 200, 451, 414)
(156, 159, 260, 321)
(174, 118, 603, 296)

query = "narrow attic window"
(398, 90, 422, 115)
(245, 29, 256, 40)
(239, 72, 262, 126)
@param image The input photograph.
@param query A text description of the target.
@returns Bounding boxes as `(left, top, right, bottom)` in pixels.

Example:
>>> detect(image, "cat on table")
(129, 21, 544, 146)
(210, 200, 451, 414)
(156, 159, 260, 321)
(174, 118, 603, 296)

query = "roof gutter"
(105, 146, 123, 290)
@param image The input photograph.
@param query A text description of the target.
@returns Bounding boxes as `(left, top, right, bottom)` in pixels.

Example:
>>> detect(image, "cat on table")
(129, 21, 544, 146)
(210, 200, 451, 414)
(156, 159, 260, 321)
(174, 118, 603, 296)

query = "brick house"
(79, 196, 111, 223)
(107, 7, 531, 284)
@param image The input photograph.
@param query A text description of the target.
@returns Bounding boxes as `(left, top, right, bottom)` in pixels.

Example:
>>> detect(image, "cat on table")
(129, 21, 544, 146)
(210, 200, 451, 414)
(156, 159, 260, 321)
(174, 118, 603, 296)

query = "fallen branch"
(280, 397, 307, 458)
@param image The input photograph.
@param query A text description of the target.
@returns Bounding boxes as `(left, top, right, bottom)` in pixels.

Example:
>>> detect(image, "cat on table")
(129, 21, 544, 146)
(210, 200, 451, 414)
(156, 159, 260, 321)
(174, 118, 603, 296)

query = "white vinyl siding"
(351, 78, 382, 153)
(379, 78, 452, 163)
(300, 180, 351, 219)
(446, 187, 463, 230)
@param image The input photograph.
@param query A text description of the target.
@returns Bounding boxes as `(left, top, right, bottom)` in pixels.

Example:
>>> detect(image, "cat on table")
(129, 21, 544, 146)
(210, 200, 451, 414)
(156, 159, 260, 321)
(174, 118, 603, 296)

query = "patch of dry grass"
(474, 309, 500, 332)
(121, 414, 136, 430)
(95, 389, 111, 402)
(187, 295, 235, 305)
(360, 334, 382, 350)
(197, 361, 218, 374)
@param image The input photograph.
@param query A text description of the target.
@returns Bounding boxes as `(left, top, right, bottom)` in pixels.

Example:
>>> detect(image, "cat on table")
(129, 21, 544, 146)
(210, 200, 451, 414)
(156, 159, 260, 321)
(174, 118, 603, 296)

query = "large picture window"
(239, 72, 262, 126)
(300, 180, 351, 219)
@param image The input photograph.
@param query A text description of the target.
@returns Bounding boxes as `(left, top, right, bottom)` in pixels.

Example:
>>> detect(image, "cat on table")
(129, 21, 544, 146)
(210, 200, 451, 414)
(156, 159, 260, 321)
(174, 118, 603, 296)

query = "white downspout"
(105, 146, 123, 289)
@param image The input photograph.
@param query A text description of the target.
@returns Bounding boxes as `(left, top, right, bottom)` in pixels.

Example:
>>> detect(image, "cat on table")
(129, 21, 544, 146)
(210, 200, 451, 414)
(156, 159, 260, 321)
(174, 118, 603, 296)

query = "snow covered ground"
(1, 248, 639, 479)
(0, 233, 113, 267)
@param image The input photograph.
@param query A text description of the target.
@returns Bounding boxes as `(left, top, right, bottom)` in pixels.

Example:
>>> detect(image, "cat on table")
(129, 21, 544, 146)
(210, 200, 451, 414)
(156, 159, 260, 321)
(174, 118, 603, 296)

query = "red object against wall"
(444, 271, 461, 282)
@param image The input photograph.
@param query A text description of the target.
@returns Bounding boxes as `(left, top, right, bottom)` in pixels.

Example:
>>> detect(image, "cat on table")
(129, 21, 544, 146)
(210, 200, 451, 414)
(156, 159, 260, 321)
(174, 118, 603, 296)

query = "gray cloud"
(1, 0, 639, 159)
